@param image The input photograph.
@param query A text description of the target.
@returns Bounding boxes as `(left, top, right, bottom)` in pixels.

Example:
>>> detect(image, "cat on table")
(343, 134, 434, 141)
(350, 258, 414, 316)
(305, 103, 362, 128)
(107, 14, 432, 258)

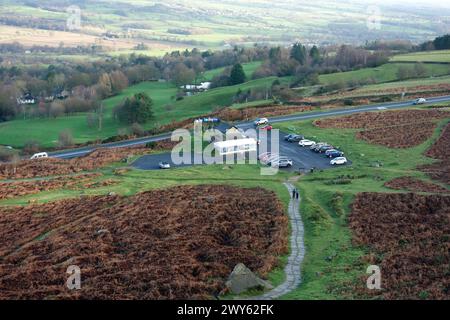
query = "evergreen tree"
(309, 45, 321, 65)
(290, 43, 307, 65)
(229, 63, 246, 85)
(433, 34, 450, 50)
(116, 92, 154, 124)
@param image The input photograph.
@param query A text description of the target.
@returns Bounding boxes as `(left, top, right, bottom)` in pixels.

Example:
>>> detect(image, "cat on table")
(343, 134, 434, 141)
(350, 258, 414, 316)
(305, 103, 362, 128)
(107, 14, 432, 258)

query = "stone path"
(254, 182, 305, 300)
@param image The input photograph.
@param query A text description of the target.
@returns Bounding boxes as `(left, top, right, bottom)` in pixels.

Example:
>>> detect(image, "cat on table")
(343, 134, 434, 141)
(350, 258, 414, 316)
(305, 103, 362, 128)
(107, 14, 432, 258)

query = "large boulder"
(225, 263, 273, 294)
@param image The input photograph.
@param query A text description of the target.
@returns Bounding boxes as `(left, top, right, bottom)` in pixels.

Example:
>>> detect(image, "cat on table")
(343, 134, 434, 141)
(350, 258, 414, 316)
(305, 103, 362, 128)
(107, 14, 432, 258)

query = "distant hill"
(0, 0, 449, 52)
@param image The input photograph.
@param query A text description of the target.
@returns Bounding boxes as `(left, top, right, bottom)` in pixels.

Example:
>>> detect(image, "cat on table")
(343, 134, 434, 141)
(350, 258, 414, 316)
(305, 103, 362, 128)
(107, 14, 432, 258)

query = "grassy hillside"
(0, 76, 286, 148)
(273, 114, 449, 299)
(390, 50, 450, 63)
(202, 61, 262, 81)
(319, 63, 450, 85)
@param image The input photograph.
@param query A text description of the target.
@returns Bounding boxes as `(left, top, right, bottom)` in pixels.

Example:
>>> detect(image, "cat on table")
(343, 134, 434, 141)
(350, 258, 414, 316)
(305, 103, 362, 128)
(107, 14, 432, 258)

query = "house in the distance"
(181, 82, 211, 93)
(17, 93, 36, 105)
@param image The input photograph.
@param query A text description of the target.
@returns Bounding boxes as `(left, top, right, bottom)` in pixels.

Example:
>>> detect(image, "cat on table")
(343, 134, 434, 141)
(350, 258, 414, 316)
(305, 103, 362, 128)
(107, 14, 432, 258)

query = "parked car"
(285, 134, 304, 142)
(254, 118, 269, 126)
(270, 156, 293, 168)
(30, 152, 48, 160)
(259, 124, 273, 131)
(266, 154, 281, 166)
(299, 139, 316, 147)
(325, 149, 338, 156)
(261, 153, 278, 165)
(312, 144, 331, 152)
(330, 157, 348, 165)
(310, 142, 326, 151)
(158, 161, 171, 169)
(414, 98, 427, 105)
(318, 145, 334, 153)
(258, 152, 271, 161)
(327, 150, 344, 158)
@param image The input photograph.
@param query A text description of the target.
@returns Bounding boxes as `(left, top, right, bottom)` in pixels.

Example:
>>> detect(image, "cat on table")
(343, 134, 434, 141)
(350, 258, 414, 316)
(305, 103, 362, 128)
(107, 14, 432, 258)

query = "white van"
(30, 152, 48, 160)
(414, 98, 427, 105)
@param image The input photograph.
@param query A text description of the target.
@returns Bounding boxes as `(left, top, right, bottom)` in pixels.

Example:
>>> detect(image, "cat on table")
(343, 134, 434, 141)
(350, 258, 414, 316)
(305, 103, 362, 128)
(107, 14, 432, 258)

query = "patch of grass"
(390, 50, 450, 63)
(319, 63, 450, 86)
(202, 61, 262, 81)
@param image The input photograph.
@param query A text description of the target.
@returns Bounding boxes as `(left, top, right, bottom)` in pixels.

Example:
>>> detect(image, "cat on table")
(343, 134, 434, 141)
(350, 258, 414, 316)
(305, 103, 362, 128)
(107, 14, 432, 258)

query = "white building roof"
(214, 138, 257, 149)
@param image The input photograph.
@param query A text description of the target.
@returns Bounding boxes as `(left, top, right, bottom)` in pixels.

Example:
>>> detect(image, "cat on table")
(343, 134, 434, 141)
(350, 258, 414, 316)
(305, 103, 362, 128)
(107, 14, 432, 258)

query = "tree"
(229, 63, 246, 85)
(433, 34, 450, 50)
(0, 85, 17, 122)
(23, 140, 41, 154)
(396, 65, 412, 80)
(109, 70, 129, 95)
(97, 73, 112, 98)
(170, 63, 195, 87)
(115, 92, 154, 124)
(309, 45, 321, 65)
(414, 63, 427, 78)
(49, 100, 65, 118)
(58, 130, 74, 147)
(291, 43, 307, 65)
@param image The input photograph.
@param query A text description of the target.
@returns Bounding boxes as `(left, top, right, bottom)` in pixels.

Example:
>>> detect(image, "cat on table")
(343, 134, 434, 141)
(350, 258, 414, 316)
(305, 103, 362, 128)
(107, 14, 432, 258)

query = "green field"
(309, 75, 450, 102)
(0, 76, 287, 148)
(319, 63, 450, 85)
(202, 61, 262, 81)
(390, 50, 450, 63)
(273, 112, 449, 299)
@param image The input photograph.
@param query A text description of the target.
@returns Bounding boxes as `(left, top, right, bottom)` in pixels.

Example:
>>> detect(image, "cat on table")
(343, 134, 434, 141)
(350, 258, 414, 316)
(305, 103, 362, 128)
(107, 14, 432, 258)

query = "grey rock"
(226, 263, 273, 294)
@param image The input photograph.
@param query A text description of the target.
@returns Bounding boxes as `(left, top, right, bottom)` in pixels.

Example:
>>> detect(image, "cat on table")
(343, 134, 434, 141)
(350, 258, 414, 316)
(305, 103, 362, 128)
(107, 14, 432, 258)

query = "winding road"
(48, 95, 450, 159)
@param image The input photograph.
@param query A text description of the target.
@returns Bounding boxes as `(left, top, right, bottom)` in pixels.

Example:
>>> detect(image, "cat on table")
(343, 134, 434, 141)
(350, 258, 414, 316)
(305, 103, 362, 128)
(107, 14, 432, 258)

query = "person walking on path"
(292, 188, 296, 198)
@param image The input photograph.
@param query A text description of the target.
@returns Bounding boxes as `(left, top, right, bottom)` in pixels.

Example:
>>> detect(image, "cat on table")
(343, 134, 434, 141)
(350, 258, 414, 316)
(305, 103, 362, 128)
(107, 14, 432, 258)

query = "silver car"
(159, 161, 171, 169)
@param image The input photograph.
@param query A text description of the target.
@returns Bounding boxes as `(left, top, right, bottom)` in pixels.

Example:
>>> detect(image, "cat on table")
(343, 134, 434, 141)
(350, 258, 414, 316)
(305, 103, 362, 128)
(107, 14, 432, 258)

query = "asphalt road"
(49, 94, 450, 159)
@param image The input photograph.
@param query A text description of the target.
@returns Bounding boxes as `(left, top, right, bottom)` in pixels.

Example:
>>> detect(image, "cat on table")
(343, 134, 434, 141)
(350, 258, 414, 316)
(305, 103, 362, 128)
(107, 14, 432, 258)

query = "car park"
(299, 139, 315, 147)
(254, 118, 269, 126)
(330, 157, 347, 165)
(158, 161, 171, 169)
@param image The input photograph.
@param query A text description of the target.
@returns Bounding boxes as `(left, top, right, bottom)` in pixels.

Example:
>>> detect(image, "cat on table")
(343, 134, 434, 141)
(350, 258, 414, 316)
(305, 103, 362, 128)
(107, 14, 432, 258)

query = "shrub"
(331, 192, 345, 216)
(130, 123, 145, 137)
(58, 130, 74, 148)
(23, 140, 41, 154)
